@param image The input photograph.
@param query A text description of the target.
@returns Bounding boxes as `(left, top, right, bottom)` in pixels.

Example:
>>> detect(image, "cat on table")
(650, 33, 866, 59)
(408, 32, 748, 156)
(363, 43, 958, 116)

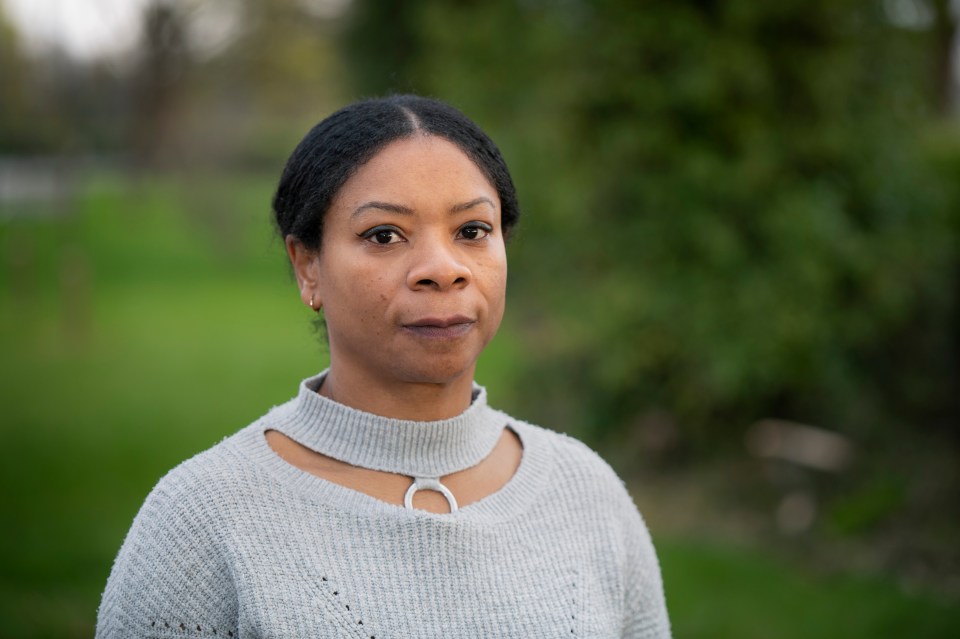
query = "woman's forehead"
(329, 135, 500, 213)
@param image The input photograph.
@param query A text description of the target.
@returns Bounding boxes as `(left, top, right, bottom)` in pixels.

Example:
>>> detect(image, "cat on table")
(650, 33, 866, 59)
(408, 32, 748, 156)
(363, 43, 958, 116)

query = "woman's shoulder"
(97, 431, 260, 636)
(505, 413, 621, 477)
(139, 423, 268, 517)
(499, 411, 639, 510)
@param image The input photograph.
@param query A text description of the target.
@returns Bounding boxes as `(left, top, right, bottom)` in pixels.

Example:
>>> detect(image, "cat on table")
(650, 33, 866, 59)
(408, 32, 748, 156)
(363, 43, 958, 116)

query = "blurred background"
(1, 0, 958, 636)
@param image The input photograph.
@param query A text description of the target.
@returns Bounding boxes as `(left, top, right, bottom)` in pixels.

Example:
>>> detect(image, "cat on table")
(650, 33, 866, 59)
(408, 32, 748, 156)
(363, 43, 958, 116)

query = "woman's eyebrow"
(450, 197, 496, 213)
(353, 201, 414, 217)
(353, 197, 496, 217)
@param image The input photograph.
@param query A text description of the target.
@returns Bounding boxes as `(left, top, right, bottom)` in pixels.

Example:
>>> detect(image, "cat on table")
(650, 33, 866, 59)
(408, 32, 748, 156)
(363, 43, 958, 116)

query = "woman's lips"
(402, 316, 476, 339)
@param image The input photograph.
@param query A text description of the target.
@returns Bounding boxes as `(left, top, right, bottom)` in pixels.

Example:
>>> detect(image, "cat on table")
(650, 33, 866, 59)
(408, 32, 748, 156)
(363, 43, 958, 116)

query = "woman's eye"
(458, 223, 493, 241)
(360, 227, 403, 245)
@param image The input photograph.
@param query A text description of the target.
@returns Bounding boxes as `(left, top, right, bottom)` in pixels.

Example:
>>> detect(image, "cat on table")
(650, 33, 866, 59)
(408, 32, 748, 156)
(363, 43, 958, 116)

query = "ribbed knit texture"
(266, 376, 502, 478)
(96, 373, 671, 638)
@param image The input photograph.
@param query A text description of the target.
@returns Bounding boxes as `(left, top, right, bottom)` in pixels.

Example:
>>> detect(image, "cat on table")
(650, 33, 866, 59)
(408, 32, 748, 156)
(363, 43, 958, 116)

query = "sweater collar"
(264, 371, 505, 478)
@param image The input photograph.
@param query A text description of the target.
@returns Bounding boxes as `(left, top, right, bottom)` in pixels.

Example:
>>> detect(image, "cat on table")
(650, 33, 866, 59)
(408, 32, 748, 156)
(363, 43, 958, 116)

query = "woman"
(97, 95, 671, 638)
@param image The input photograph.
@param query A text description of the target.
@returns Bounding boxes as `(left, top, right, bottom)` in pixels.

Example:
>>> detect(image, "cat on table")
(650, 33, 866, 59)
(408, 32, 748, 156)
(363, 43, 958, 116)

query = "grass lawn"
(659, 539, 959, 638)
(1, 174, 957, 637)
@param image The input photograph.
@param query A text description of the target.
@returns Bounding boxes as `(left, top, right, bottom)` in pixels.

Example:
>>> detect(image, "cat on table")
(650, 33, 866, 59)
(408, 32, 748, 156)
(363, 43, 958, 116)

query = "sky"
(2, 0, 150, 60)
(1, 0, 352, 61)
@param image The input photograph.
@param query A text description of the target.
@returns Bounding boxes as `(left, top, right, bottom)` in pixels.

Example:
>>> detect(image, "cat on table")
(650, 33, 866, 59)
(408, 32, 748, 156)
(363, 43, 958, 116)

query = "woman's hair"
(272, 95, 520, 250)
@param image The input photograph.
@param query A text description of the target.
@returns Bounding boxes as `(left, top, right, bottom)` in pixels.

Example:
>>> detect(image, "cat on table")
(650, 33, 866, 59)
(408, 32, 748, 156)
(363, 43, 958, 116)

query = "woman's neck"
(317, 364, 476, 421)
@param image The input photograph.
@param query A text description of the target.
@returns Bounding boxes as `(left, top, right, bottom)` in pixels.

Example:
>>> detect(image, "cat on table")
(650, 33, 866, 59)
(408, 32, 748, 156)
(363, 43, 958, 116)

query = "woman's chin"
(390, 357, 478, 387)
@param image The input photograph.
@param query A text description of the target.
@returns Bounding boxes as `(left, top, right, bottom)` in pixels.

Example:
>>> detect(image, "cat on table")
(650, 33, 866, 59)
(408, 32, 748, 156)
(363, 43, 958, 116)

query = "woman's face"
(302, 134, 507, 389)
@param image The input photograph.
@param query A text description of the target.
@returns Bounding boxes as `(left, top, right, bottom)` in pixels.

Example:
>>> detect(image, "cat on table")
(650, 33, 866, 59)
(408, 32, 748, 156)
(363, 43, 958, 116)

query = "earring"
(309, 293, 315, 310)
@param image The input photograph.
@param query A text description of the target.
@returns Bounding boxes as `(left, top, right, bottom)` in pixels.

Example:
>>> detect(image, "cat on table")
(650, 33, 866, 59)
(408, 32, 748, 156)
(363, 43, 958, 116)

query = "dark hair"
(272, 95, 520, 250)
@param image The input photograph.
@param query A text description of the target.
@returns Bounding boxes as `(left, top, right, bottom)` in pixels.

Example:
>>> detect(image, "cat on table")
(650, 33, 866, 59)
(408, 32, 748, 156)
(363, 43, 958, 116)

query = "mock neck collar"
(264, 371, 505, 478)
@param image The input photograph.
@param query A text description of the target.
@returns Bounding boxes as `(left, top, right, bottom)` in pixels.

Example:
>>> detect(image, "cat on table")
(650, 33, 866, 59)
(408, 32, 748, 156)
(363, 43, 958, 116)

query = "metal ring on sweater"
(403, 476, 459, 513)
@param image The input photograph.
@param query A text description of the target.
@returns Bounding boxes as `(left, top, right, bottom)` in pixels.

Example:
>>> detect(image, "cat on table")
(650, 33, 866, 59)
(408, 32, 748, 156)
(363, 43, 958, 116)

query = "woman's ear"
(285, 235, 322, 311)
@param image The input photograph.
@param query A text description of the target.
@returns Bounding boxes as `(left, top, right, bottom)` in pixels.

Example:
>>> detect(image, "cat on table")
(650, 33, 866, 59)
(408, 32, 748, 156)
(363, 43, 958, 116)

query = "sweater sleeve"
(96, 465, 239, 638)
(622, 502, 671, 639)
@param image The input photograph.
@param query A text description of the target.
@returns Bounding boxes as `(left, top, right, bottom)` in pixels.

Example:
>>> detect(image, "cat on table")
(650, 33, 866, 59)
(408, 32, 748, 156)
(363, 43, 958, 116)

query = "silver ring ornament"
(403, 476, 459, 513)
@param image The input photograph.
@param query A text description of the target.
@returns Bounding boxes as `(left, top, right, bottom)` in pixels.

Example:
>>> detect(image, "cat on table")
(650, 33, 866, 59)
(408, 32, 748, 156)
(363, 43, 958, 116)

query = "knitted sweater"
(96, 373, 671, 638)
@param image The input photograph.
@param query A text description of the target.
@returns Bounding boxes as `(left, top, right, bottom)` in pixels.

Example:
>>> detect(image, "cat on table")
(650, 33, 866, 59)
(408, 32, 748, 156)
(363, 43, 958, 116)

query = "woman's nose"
(406, 237, 471, 291)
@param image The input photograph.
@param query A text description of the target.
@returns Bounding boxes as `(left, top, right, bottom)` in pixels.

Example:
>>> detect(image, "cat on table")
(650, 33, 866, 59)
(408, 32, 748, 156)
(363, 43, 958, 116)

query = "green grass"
(659, 540, 960, 638)
(1, 173, 957, 638)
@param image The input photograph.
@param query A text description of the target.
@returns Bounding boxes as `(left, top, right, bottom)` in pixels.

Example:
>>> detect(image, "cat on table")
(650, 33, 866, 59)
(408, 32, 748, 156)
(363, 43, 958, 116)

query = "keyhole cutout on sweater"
(264, 427, 523, 514)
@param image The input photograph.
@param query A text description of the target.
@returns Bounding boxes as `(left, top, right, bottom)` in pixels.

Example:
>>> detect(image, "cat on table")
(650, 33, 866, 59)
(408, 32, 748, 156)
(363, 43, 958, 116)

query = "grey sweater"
(97, 373, 671, 638)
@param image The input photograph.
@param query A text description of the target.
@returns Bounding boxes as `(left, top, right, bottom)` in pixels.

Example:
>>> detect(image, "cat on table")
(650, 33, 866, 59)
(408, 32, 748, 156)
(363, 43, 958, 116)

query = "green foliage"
(826, 475, 907, 536)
